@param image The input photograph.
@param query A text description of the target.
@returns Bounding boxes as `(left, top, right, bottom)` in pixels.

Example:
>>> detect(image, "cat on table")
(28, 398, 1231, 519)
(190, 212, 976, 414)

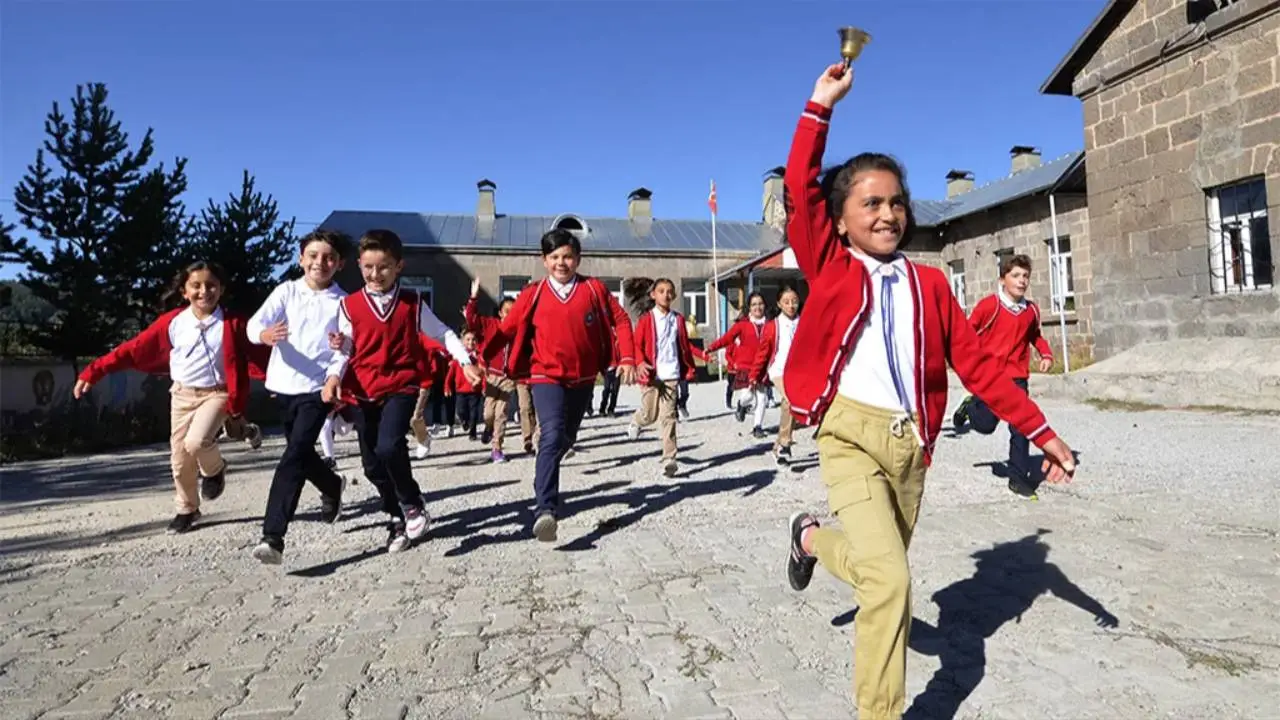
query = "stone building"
(319, 177, 785, 332)
(1042, 0, 1280, 359)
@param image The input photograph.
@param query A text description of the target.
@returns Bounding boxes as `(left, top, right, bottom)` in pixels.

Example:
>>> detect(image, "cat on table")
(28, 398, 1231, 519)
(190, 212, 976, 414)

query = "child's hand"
(321, 376, 341, 404)
(462, 363, 484, 387)
(470, 277, 481, 298)
(617, 365, 637, 386)
(810, 63, 854, 109)
(261, 322, 289, 346)
(73, 379, 92, 399)
(1040, 438, 1077, 484)
(327, 332, 347, 351)
(1038, 357, 1054, 373)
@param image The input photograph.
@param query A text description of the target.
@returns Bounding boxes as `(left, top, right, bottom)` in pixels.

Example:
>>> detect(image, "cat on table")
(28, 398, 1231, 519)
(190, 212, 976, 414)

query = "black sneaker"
(752, 426, 767, 440)
(320, 492, 342, 524)
(481, 429, 493, 445)
(324, 456, 337, 471)
(166, 511, 201, 535)
(1008, 476, 1039, 500)
(787, 512, 820, 591)
(524, 440, 535, 455)
(246, 423, 263, 450)
(952, 396, 973, 430)
(200, 467, 226, 501)
(735, 405, 748, 423)
(532, 513, 558, 543)
(386, 520, 410, 553)
(252, 536, 284, 565)
(774, 445, 792, 466)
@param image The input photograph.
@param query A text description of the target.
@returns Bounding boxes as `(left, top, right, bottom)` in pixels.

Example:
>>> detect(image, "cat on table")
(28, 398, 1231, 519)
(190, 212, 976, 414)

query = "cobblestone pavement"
(2, 384, 1278, 720)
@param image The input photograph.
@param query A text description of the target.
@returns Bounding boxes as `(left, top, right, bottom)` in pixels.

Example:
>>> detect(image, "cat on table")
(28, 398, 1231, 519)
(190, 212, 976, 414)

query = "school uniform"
(598, 331, 622, 416)
(449, 353, 486, 438)
(246, 279, 347, 554)
(751, 312, 800, 455)
(333, 284, 473, 542)
(959, 291, 1055, 483)
(481, 275, 635, 532)
(631, 307, 698, 464)
(464, 298, 521, 456)
(781, 100, 1061, 720)
(79, 305, 265, 527)
(706, 316, 769, 427)
(411, 334, 447, 447)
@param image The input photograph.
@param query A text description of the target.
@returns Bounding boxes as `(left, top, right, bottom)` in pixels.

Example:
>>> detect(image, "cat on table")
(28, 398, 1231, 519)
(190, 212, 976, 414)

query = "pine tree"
(2, 83, 191, 364)
(189, 170, 296, 315)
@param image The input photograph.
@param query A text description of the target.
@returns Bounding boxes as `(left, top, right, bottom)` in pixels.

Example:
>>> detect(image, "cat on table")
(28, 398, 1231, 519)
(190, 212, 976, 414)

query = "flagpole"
(709, 179, 722, 381)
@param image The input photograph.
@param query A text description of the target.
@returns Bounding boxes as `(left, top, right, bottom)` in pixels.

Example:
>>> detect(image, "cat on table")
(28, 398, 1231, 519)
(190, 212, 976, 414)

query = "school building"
(320, 178, 786, 338)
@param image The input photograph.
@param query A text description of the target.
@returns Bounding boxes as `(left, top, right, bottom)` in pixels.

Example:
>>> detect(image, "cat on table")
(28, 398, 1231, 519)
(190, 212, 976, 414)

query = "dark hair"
(300, 229, 353, 258)
(624, 277, 676, 315)
(461, 328, 476, 339)
(358, 229, 404, 261)
(820, 152, 915, 250)
(496, 297, 516, 317)
(738, 290, 767, 322)
(161, 260, 228, 309)
(1001, 254, 1033, 277)
(540, 228, 582, 257)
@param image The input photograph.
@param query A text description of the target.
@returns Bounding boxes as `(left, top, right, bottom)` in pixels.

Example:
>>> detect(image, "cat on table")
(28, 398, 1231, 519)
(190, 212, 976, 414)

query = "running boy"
(482, 228, 637, 542)
(325, 229, 481, 552)
(449, 330, 486, 440)
(951, 253, 1055, 497)
(780, 63, 1077, 720)
(246, 229, 351, 565)
(626, 278, 699, 477)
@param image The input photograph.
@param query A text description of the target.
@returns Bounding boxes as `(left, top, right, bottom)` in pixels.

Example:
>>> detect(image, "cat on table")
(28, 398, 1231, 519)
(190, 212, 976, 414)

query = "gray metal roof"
(318, 211, 781, 255)
(920, 151, 1085, 226)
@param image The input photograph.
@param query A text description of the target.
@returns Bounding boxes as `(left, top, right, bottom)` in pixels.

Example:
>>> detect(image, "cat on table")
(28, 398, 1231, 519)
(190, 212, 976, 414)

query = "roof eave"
(1039, 0, 1135, 96)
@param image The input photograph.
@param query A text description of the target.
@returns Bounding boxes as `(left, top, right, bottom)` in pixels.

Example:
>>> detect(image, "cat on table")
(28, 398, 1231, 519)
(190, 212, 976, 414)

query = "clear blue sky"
(2, 1, 1101, 249)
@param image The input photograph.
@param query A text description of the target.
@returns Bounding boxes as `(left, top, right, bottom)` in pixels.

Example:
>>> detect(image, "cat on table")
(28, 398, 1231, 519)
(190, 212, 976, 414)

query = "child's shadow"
(903, 529, 1118, 720)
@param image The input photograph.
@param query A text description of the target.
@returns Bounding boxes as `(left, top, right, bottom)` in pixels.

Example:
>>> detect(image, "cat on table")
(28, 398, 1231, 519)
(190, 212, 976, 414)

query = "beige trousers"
(516, 382, 537, 447)
(483, 375, 517, 451)
(810, 395, 927, 720)
(169, 383, 229, 514)
(633, 379, 679, 460)
(772, 376, 796, 450)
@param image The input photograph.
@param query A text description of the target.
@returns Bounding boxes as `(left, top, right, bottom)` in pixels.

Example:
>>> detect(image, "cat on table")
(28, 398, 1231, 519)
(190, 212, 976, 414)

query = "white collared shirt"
(998, 288, 1028, 314)
(547, 275, 578, 300)
(328, 284, 472, 379)
(247, 278, 347, 395)
(169, 306, 226, 388)
(837, 252, 918, 413)
(768, 313, 799, 381)
(652, 307, 680, 381)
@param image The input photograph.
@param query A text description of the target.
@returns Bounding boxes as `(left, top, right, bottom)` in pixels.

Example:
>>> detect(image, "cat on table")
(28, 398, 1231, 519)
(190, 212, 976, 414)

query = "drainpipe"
(1048, 194, 1071, 374)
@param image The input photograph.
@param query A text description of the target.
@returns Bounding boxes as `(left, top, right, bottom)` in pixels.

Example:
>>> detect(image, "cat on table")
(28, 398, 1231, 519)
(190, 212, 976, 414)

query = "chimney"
(1010, 145, 1042, 174)
(762, 166, 785, 229)
(627, 187, 653, 223)
(476, 179, 496, 241)
(945, 170, 974, 199)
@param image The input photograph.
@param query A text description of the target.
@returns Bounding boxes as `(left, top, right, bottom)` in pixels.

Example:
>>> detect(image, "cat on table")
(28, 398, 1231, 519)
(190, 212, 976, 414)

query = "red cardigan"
(79, 306, 267, 416)
(781, 101, 1057, 464)
(481, 276, 636, 381)
(968, 294, 1054, 380)
(634, 309, 698, 381)
(749, 316, 794, 382)
(705, 317, 766, 374)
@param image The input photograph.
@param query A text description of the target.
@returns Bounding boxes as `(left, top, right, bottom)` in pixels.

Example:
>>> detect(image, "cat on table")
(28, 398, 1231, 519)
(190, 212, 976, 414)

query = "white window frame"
(1046, 236, 1075, 314)
(993, 249, 1014, 287)
(1207, 178, 1271, 294)
(682, 279, 709, 324)
(401, 275, 433, 310)
(598, 277, 625, 307)
(948, 260, 967, 310)
(499, 275, 530, 301)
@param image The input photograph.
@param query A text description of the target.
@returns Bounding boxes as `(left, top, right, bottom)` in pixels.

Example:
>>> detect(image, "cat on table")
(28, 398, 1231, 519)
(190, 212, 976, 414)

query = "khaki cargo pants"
(810, 394, 927, 720)
(169, 383, 229, 514)
(632, 379, 679, 460)
(483, 375, 518, 451)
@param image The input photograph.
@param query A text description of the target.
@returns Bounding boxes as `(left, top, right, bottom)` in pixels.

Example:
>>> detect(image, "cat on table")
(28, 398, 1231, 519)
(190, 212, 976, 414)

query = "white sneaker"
(404, 507, 430, 540)
(414, 440, 430, 460)
(626, 423, 641, 441)
(252, 541, 283, 565)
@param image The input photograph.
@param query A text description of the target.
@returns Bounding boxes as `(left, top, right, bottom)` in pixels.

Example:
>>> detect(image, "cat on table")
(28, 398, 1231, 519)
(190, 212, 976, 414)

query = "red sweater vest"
(531, 285, 603, 385)
(341, 288, 424, 401)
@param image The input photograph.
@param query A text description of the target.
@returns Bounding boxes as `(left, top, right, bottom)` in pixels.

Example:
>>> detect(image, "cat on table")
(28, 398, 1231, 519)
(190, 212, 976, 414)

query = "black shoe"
(200, 467, 226, 501)
(324, 456, 337, 471)
(774, 445, 792, 466)
(320, 492, 342, 524)
(735, 405, 748, 423)
(524, 441, 535, 455)
(952, 396, 973, 430)
(167, 511, 201, 535)
(468, 433, 478, 442)
(1008, 476, 1039, 499)
(787, 512, 819, 591)
(386, 520, 410, 553)
(481, 429, 493, 445)
(752, 426, 767, 439)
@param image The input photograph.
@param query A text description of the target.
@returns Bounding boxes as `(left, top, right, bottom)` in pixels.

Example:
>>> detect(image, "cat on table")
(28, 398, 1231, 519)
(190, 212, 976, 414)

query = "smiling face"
(299, 239, 343, 289)
(838, 169, 909, 258)
(777, 289, 800, 319)
(542, 244, 580, 284)
(748, 295, 766, 320)
(1002, 264, 1030, 302)
(462, 331, 477, 352)
(183, 269, 223, 317)
(359, 249, 404, 293)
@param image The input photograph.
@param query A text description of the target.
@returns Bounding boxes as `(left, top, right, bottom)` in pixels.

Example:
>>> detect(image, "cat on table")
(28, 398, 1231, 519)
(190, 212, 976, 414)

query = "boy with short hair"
(247, 229, 352, 564)
(951, 253, 1055, 497)
(463, 279, 525, 461)
(482, 228, 637, 542)
(324, 229, 481, 552)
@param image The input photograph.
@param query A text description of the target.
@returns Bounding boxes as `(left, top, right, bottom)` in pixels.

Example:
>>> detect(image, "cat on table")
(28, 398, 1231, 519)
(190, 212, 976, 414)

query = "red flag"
(708, 179, 718, 216)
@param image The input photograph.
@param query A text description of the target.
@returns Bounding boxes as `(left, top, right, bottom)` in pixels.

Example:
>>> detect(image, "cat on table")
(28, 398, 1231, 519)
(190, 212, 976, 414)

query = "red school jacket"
(780, 100, 1057, 465)
(480, 276, 636, 381)
(463, 297, 511, 379)
(967, 294, 1054, 380)
(749, 315, 798, 383)
(634, 309, 698, 382)
(78, 306, 267, 416)
(448, 355, 485, 394)
(704, 317, 766, 374)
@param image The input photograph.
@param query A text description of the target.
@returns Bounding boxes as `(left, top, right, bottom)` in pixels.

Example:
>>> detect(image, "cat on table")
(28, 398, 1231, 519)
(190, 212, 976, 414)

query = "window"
(1046, 236, 1076, 313)
(1187, 0, 1243, 24)
(1207, 177, 1271, 294)
(598, 277, 625, 307)
(682, 278, 708, 324)
(401, 275, 433, 310)
(499, 275, 531, 300)
(948, 260, 967, 309)
(993, 248, 1014, 284)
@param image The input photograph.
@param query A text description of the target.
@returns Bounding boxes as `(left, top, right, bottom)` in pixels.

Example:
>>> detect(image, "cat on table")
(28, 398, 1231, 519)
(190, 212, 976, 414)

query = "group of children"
(71, 60, 1078, 719)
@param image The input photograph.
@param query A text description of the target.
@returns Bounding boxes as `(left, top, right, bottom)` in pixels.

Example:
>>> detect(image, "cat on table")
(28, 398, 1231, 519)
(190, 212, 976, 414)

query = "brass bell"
(839, 27, 871, 69)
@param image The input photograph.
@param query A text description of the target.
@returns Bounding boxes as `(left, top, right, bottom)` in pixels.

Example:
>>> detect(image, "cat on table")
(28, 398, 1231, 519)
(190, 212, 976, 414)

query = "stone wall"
(1075, 0, 1280, 359)
(936, 195, 1094, 360)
